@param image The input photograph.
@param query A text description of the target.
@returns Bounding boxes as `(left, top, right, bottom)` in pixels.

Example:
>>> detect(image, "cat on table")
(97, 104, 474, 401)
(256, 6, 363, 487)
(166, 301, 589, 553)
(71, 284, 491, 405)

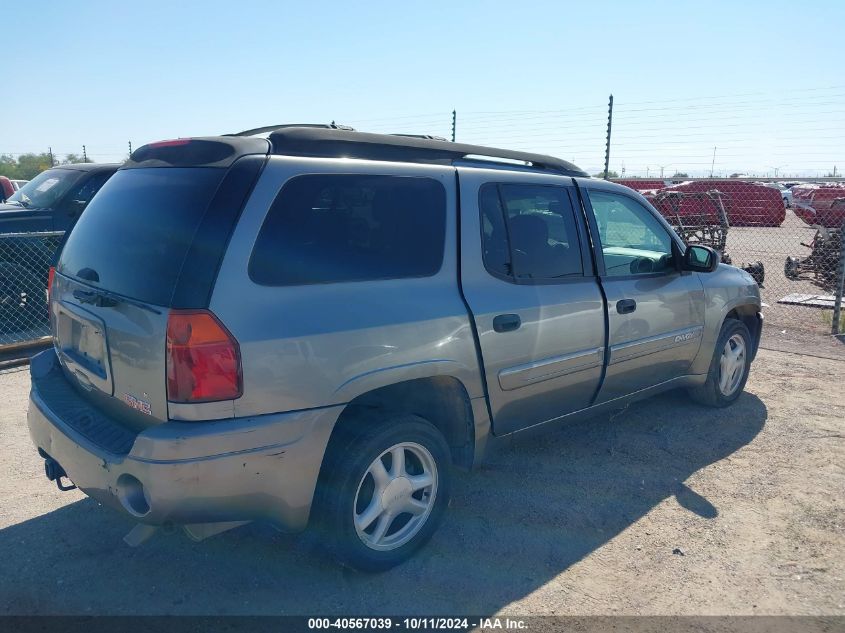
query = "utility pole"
(603, 94, 613, 180)
(832, 230, 845, 335)
(82, 145, 88, 162)
(451, 110, 456, 142)
(710, 146, 716, 177)
(48, 147, 54, 167)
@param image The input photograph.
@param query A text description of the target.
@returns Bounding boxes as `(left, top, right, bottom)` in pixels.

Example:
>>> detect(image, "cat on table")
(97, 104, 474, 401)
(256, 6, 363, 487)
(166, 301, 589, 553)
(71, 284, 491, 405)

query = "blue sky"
(2, 0, 843, 176)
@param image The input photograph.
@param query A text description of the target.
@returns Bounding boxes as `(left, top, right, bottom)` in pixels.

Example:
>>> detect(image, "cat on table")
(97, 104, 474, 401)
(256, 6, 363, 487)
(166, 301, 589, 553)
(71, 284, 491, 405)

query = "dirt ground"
(0, 348, 842, 617)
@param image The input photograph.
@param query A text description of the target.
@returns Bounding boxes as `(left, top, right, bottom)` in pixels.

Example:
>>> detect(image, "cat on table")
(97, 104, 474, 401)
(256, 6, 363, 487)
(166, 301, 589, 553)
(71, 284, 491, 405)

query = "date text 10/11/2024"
(307, 617, 528, 630)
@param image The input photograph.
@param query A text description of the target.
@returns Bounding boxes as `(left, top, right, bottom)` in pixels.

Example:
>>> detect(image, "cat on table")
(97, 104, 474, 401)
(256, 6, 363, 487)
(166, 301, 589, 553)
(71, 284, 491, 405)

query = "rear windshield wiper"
(71, 285, 161, 315)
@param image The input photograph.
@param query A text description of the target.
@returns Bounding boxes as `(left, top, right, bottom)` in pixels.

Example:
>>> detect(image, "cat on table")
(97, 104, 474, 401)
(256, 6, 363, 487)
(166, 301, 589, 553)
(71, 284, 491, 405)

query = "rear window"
(58, 168, 224, 306)
(249, 174, 446, 286)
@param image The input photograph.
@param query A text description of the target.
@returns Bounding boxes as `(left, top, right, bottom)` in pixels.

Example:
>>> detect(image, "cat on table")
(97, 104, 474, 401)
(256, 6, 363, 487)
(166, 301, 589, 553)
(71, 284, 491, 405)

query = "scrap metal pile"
(646, 188, 765, 285)
(785, 183, 845, 290)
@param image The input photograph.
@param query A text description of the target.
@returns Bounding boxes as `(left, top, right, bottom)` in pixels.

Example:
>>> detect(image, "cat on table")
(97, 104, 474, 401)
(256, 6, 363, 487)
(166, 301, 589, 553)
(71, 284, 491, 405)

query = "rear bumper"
(27, 349, 341, 531)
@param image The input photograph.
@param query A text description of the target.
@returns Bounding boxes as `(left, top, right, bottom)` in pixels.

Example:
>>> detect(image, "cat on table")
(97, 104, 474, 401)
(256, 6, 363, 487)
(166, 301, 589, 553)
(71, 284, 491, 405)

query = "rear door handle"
(493, 314, 521, 333)
(616, 299, 637, 314)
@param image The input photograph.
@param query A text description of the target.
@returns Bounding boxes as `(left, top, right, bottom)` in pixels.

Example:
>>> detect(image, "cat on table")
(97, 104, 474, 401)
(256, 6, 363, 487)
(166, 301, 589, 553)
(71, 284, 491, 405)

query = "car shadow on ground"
(0, 390, 766, 615)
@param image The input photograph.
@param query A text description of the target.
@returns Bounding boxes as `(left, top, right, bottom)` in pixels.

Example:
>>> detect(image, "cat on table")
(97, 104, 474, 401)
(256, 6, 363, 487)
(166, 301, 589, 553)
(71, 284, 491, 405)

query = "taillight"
(166, 310, 242, 403)
(47, 266, 55, 301)
(47, 267, 56, 331)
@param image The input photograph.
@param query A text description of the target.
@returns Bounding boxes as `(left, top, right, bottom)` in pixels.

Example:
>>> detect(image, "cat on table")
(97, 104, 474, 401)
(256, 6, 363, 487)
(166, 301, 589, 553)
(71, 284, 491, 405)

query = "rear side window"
(249, 174, 446, 286)
(480, 183, 583, 281)
(58, 168, 224, 306)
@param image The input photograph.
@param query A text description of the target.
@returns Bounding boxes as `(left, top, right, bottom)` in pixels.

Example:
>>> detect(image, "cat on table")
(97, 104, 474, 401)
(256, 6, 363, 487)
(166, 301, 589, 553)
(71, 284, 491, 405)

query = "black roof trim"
(267, 127, 587, 177)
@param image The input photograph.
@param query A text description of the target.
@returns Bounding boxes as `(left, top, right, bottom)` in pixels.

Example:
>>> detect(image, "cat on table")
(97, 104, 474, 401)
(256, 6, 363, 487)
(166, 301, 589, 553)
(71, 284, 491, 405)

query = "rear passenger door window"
(480, 183, 583, 281)
(249, 174, 446, 286)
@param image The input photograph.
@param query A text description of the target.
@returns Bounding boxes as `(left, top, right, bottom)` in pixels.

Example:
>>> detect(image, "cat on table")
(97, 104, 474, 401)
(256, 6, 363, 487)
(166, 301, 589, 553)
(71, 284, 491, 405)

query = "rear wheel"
(314, 414, 451, 571)
(688, 318, 752, 407)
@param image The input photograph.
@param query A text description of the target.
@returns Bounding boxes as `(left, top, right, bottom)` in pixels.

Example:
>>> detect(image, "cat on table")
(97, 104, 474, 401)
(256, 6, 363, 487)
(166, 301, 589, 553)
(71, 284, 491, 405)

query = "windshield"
(7, 168, 83, 208)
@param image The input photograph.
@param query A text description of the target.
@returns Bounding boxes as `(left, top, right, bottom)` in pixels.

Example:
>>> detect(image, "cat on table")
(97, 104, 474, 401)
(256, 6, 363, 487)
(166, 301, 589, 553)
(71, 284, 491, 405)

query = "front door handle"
(493, 313, 521, 333)
(616, 299, 637, 314)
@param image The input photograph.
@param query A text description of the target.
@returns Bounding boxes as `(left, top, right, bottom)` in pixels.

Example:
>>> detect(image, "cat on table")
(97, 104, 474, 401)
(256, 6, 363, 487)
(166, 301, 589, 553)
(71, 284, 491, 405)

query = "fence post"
(832, 229, 845, 335)
(603, 94, 613, 180)
(451, 109, 456, 142)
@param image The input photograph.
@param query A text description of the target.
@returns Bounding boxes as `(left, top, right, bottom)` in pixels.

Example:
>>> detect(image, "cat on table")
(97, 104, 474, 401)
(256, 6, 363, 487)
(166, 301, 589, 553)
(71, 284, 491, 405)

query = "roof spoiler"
(124, 137, 271, 169)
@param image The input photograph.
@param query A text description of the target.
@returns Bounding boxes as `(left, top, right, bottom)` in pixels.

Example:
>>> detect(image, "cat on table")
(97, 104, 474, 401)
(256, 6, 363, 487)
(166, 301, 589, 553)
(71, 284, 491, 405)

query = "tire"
(688, 318, 752, 407)
(314, 414, 451, 572)
(784, 256, 801, 280)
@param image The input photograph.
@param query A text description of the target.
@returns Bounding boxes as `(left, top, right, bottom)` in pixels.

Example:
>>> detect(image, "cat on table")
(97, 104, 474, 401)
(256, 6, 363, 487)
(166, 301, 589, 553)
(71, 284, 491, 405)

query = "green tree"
(0, 153, 55, 179)
(672, 172, 689, 178)
(593, 170, 620, 178)
(62, 153, 93, 164)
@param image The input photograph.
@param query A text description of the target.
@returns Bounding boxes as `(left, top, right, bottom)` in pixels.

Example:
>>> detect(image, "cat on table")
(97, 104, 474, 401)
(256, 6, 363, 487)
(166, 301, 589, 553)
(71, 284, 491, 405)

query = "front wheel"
(688, 318, 752, 407)
(314, 414, 451, 571)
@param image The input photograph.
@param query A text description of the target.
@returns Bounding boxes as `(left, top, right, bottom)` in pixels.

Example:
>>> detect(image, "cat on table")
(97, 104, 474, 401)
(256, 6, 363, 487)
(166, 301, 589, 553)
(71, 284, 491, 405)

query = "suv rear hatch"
(52, 138, 268, 429)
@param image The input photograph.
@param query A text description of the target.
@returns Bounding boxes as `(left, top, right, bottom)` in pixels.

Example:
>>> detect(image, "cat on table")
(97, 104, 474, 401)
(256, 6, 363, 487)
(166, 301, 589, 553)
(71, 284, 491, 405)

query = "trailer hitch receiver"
(44, 457, 77, 492)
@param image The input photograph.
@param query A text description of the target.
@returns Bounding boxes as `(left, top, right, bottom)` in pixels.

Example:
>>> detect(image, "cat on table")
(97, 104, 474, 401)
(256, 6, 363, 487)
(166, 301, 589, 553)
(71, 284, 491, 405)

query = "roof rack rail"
(230, 123, 356, 137)
(390, 133, 449, 141)
(266, 127, 587, 177)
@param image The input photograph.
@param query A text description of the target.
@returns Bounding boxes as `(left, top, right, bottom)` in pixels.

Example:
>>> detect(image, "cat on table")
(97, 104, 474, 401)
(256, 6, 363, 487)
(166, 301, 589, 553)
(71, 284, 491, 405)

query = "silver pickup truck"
(27, 127, 762, 571)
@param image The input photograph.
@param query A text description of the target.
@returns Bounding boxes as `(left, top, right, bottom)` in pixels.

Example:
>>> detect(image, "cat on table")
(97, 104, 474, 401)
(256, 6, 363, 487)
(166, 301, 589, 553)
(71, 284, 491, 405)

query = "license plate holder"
(55, 302, 112, 393)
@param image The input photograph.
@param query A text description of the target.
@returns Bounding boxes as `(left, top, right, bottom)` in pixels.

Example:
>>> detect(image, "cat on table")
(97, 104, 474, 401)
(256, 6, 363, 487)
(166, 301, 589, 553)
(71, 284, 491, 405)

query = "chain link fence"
(0, 232, 63, 348)
(614, 179, 845, 339)
(0, 195, 842, 352)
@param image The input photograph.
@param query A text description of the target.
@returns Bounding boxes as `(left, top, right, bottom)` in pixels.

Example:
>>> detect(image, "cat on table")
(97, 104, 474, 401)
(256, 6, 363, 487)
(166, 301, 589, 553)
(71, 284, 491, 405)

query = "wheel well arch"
(725, 304, 762, 359)
(327, 376, 476, 470)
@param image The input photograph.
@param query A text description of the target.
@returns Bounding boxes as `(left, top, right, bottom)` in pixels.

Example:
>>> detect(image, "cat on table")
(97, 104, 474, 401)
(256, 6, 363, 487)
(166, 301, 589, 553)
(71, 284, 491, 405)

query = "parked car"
(611, 179, 667, 192)
(791, 183, 845, 227)
(11, 179, 29, 191)
(1, 163, 118, 232)
(0, 176, 13, 202)
(0, 163, 118, 330)
(764, 182, 792, 207)
(27, 128, 762, 571)
(660, 180, 786, 226)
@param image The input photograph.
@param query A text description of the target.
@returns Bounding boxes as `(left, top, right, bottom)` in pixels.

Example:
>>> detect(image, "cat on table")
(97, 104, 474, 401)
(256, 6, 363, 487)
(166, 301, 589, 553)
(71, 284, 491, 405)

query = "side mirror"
(682, 244, 720, 273)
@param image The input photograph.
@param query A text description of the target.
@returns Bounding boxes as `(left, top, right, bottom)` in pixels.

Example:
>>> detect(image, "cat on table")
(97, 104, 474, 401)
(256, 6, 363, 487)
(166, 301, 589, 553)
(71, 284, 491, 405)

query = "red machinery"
(791, 183, 845, 228)
(649, 189, 765, 284)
